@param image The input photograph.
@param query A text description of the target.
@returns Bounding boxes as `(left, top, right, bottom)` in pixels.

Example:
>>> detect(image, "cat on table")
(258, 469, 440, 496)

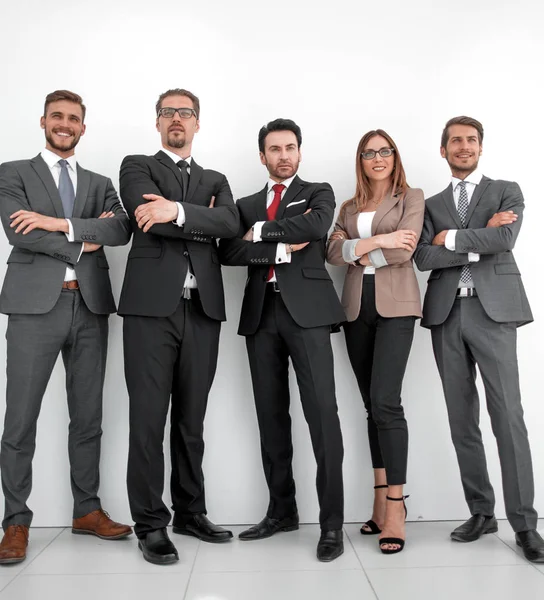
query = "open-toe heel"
(379, 495, 409, 554)
(360, 485, 388, 535)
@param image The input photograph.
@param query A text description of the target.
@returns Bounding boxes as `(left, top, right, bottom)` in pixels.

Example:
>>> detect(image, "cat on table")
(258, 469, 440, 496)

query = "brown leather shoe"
(72, 509, 132, 540)
(0, 525, 29, 564)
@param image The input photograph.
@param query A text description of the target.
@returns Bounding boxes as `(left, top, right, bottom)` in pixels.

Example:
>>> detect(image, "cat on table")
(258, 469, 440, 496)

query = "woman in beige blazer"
(327, 129, 424, 555)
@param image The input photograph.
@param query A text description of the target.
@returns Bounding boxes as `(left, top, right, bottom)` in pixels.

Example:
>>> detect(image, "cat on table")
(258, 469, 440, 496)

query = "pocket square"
(286, 198, 307, 208)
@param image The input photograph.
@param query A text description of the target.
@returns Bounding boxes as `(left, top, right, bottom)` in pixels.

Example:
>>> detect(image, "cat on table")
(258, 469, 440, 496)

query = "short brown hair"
(155, 88, 200, 119)
(441, 116, 484, 148)
(44, 90, 86, 121)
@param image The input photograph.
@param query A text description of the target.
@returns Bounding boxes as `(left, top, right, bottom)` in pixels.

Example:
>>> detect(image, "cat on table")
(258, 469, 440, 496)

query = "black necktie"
(176, 160, 189, 200)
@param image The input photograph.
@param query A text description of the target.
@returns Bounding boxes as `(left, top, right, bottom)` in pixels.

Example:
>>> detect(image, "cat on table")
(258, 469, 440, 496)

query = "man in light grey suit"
(415, 116, 544, 563)
(0, 90, 132, 565)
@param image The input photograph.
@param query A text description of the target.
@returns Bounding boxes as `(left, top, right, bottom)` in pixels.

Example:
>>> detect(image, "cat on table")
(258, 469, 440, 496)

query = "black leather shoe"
(450, 514, 498, 542)
(239, 514, 299, 541)
(515, 530, 544, 563)
(138, 529, 179, 565)
(317, 530, 344, 562)
(173, 513, 233, 543)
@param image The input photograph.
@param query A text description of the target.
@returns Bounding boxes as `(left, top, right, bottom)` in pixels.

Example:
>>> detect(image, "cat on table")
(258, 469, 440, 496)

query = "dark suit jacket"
(414, 176, 533, 328)
(117, 151, 239, 320)
(0, 155, 131, 315)
(218, 175, 345, 335)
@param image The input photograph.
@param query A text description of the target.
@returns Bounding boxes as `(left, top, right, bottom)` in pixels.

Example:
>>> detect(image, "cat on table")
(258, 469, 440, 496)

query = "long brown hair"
(348, 129, 408, 213)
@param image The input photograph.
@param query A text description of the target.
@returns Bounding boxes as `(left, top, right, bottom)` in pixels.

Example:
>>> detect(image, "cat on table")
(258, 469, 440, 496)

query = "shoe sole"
(317, 548, 344, 562)
(0, 556, 26, 565)
(238, 524, 299, 541)
(450, 525, 498, 543)
(172, 527, 233, 543)
(138, 541, 179, 565)
(515, 540, 544, 563)
(72, 528, 133, 540)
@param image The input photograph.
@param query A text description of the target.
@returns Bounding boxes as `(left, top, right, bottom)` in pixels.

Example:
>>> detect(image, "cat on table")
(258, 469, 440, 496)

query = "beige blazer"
(327, 188, 424, 321)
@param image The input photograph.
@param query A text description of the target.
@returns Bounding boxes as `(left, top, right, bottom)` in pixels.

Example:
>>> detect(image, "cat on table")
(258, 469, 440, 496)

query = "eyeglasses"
(157, 107, 197, 119)
(361, 147, 395, 160)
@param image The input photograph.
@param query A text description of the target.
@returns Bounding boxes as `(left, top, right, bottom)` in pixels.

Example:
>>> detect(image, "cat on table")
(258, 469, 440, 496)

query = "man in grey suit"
(415, 116, 544, 563)
(0, 90, 132, 565)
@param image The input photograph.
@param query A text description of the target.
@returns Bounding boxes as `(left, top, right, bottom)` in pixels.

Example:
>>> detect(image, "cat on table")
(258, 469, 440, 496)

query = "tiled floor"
(0, 522, 543, 599)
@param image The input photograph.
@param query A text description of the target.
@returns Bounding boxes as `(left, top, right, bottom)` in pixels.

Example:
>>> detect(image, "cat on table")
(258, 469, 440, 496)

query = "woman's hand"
(377, 229, 418, 251)
(329, 230, 347, 241)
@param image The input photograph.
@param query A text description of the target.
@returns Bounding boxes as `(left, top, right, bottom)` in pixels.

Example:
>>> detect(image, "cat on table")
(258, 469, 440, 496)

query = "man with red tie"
(219, 119, 346, 562)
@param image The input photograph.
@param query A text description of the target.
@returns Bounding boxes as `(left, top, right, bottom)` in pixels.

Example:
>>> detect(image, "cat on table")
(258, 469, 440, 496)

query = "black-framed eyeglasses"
(157, 107, 197, 119)
(361, 147, 395, 160)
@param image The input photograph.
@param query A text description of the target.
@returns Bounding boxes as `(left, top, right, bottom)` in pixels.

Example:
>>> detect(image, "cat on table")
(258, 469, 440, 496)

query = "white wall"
(0, 0, 542, 527)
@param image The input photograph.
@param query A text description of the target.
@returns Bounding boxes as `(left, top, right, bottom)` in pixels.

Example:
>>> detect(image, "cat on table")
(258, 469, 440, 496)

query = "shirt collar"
(452, 168, 483, 190)
(41, 148, 77, 171)
(160, 148, 192, 167)
(267, 174, 296, 192)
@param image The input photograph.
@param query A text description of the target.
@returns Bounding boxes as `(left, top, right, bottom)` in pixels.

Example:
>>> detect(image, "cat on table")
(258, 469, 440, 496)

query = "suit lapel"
(275, 176, 304, 221)
(255, 185, 269, 223)
(30, 155, 64, 217)
(155, 151, 183, 188)
(371, 191, 402, 235)
(72, 165, 90, 218)
(465, 176, 491, 224)
(441, 184, 464, 229)
(186, 160, 202, 203)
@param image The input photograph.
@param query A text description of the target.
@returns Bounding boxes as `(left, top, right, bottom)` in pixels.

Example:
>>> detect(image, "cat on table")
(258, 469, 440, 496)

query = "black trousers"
(343, 275, 415, 485)
(245, 289, 344, 531)
(124, 293, 221, 538)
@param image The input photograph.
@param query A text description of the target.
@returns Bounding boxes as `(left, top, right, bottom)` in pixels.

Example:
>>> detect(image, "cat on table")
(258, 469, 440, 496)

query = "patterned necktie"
(58, 160, 75, 218)
(176, 160, 189, 200)
(457, 181, 471, 284)
(266, 183, 286, 281)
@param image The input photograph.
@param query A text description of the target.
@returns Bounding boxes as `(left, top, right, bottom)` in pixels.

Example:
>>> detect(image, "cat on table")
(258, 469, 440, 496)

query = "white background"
(0, 0, 542, 527)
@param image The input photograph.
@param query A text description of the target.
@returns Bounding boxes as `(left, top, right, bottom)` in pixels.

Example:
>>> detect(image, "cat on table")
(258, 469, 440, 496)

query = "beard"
(45, 128, 80, 153)
(167, 131, 186, 149)
(445, 151, 479, 174)
(267, 161, 299, 181)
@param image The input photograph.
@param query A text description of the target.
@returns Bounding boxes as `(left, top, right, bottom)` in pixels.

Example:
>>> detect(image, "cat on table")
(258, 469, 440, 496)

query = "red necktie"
(267, 183, 285, 281)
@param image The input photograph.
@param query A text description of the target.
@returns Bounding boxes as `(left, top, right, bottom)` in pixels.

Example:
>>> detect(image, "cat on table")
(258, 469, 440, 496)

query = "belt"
(456, 287, 477, 298)
(62, 280, 79, 290)
(267, 281, 281, 293)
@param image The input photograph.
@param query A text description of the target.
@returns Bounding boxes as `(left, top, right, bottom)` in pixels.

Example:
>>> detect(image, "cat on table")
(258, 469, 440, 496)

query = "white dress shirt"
(40, 149, 81, 281)
(356, 212, 376, 274)
(158, 148, 197, 289)
(252, 176, 294, 282)
(445, 169, 482, 287)
(341, 211, 388, 269)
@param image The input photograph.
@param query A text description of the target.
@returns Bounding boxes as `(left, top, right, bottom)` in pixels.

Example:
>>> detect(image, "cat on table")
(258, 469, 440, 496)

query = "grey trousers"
(431, 297, 537, 532)
(1, 290, 108, 529)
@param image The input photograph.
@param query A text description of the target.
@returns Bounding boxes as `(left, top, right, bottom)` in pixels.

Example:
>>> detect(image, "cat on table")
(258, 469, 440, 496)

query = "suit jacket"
(218, 175, 345, 335)
(327, 188, 424, 321)
(414, 176, 533, 328)
(0, 155, 131, 315)
(117, 151, 239, 320)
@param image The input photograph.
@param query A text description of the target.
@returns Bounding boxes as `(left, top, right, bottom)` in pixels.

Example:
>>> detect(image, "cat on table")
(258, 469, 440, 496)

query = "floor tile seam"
(365, 562, 534, 572)
(182, 539, 202, 600)
(492, 532, 544, 575)
(343, 526, 380, 600)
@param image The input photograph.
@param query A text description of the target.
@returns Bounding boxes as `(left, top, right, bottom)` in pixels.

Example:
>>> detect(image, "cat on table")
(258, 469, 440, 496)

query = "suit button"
(183, 251, 188, 257)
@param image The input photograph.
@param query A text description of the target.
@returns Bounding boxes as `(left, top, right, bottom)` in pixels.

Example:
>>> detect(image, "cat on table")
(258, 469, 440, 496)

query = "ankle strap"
(386, 495, 410, 501)
(374, 485, 388, 490)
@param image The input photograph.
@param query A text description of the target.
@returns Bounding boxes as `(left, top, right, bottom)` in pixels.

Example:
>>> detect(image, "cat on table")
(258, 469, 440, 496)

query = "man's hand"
(243, 227, 254, 241)
(432, 230, 448, 246)
(135, 194, 179, 232)
(9, 211, 68, 235)
(287, 242, 310, 253)
(99, 211, 115, 219)
(83, 242, 101, 252)
(209, 196, 215, 208)
(487, 211, 518, 228)
(358, 255, 371, 266)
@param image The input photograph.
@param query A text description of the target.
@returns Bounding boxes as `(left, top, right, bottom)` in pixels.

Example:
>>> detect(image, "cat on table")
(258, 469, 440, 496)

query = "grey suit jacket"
(414, 176, 533, 328)
(0, 155, 131, 315)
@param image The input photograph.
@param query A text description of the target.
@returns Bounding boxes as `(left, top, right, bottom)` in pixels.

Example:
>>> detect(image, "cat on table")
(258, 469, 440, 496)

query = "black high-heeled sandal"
(379, 495, 409, 554)
(360, 485, 388, 535)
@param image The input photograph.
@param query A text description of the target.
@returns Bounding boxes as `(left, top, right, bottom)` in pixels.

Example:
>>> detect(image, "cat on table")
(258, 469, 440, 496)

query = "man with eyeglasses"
(219, 118, 346, 562)
(0, 89, 132, 565)
(415, 116, 544, 563)
(118, 88, 239, 565)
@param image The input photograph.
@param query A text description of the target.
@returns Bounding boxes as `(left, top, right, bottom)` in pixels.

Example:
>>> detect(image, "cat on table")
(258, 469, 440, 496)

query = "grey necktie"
(457, 181, 471, 284)
(58, 159, 75, 218)
(176, 160, 189, 200)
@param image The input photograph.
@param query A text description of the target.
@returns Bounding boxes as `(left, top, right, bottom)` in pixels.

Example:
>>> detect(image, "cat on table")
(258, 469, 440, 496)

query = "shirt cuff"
(275, 243, 292, 264)
(445, 229, 457, 251)
(468, 252, 480, 262)
(65, 219, 74, 242)
(342, 239, 361, 263)
(174, 203, 185, 226)
(368, 248, 388, 268)
(253, 221, 265, 242)
(76, 243, 84, 263)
